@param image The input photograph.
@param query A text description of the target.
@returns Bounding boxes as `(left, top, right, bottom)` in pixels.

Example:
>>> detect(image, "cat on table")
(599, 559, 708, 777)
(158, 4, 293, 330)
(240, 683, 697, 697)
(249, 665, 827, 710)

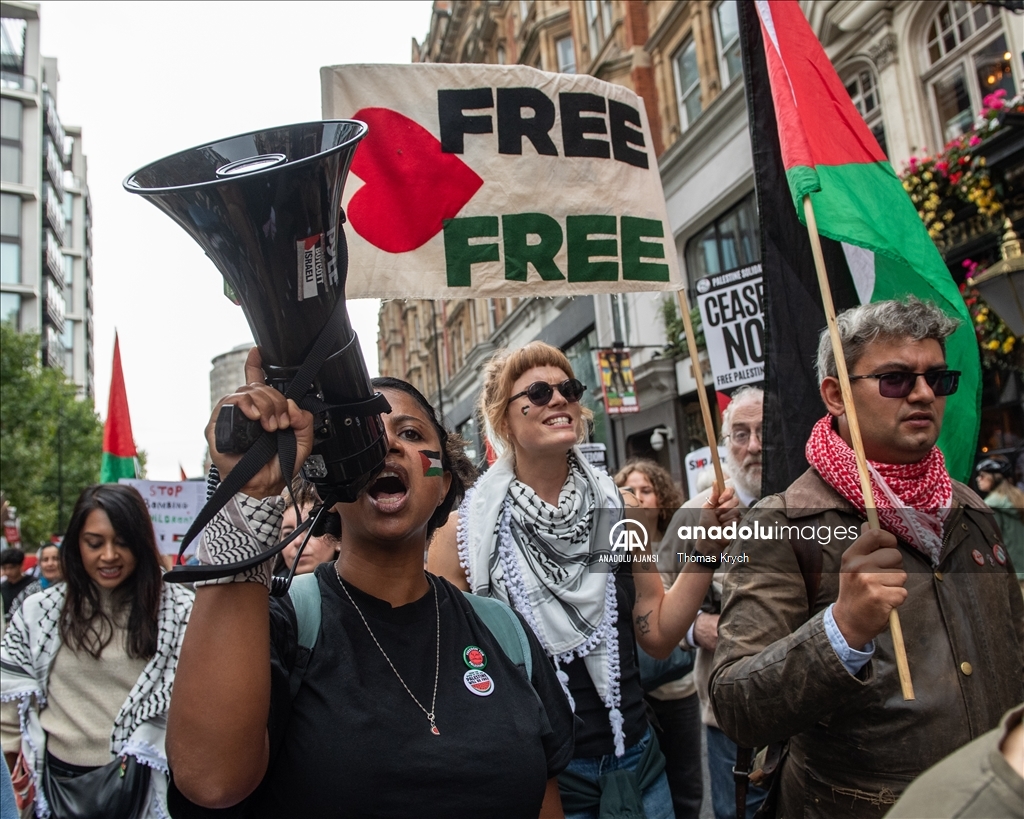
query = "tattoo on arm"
(635, 611, 652, 635)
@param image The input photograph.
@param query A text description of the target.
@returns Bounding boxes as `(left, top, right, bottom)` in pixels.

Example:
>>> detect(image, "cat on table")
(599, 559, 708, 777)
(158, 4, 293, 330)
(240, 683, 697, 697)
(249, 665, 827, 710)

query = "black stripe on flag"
(738, 1, 862, 496)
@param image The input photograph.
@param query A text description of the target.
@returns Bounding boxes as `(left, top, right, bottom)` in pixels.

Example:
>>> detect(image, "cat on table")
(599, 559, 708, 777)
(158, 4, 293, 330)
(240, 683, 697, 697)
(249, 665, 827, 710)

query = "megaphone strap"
(163, 226, 351, 581)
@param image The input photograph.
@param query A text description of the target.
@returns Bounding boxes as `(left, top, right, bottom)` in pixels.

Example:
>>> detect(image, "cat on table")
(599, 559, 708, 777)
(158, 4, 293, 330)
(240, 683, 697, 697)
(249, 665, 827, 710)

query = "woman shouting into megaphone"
(167, 349, 574, 818)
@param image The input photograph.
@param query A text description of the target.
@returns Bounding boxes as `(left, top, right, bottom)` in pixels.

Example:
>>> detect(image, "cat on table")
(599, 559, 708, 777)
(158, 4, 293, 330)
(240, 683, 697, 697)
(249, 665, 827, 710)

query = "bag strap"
(284, 572, 323, 702)
(734, 745, 753, 819)
(464, 593, 533, 679)
(288, 573, 322, 651)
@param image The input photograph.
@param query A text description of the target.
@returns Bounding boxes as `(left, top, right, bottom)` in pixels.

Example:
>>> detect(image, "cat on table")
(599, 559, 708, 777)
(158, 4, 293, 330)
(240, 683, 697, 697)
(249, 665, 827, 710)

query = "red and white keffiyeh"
(806, 416, 952, 565)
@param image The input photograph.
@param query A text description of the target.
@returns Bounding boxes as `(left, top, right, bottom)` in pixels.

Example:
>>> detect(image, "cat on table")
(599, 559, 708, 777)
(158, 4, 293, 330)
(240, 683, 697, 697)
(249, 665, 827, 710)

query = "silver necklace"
(335, 564, 441, 736)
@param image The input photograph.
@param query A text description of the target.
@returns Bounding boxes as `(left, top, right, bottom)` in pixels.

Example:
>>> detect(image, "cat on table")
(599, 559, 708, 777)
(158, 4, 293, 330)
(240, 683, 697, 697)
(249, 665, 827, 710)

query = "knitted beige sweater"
(0, 588, 147, 766)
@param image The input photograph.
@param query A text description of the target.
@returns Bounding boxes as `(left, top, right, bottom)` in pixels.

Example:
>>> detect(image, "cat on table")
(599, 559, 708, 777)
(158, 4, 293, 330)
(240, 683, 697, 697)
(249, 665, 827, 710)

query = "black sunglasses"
(848, 369, 961, 398)
(508, 379, 587, 407)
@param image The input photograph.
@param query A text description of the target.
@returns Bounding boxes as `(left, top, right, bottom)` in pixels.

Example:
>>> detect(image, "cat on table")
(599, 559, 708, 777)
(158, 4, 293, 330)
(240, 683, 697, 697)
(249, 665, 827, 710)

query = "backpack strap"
(284, 572, 322, 702)
(464, 593, 533, 679)
(288, 573, 322, 650)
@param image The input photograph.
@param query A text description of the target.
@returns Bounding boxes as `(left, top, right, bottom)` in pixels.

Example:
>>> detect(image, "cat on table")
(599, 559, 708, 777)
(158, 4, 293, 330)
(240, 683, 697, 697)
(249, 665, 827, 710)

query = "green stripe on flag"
(101, 452, 137, 484)
(784, 161, 981, 481)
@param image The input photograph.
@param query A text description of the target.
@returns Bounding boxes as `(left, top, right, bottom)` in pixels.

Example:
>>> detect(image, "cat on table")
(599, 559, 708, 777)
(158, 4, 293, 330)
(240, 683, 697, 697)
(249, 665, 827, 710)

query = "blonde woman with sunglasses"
(430, 341, 736, 819)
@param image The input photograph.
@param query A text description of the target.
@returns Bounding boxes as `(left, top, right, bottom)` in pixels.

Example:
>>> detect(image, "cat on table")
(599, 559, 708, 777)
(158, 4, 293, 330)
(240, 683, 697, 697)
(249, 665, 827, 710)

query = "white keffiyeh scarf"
(0, 582, 193, 818)
(459, 447, 629, 755)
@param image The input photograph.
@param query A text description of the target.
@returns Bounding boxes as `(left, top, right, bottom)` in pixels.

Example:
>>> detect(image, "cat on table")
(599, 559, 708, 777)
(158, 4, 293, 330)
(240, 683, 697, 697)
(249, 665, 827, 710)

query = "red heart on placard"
(348, 107, 484, 253)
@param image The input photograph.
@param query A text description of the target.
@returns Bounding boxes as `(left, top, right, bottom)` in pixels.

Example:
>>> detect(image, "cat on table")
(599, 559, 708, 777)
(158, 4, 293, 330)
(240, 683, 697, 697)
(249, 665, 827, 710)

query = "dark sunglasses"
(848, 369, 961, 398)
(508, 379, 587, 406)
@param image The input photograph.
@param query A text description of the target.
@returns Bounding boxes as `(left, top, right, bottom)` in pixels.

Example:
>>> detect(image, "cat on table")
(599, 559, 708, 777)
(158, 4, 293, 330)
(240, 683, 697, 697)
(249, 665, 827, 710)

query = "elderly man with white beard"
(654, 386, 767, 819)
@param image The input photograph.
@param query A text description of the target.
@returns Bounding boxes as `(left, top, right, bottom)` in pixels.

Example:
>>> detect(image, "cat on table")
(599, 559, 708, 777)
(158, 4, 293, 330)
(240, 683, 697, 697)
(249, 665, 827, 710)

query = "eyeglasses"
(848, 369, 961, 398)
(508, 379, 587, 407)
(725, 427, 761, 446)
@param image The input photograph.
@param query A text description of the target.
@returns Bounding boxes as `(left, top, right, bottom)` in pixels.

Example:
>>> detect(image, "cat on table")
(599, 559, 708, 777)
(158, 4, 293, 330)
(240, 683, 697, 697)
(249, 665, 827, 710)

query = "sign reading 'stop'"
(321, 64, 682, 299)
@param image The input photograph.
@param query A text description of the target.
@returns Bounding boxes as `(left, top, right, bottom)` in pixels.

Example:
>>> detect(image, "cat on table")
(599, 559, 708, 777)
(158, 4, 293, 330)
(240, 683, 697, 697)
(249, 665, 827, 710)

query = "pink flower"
(935, 160, 949, 174)
(909, 156, 918, 169)
(969, 135, 982, 147)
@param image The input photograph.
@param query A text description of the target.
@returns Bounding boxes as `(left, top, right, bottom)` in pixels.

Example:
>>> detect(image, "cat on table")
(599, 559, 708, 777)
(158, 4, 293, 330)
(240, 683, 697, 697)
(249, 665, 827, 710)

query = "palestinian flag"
(419, 450, 443, 477)
(739, 0, 980, 490)
(101, 333, 139, 483)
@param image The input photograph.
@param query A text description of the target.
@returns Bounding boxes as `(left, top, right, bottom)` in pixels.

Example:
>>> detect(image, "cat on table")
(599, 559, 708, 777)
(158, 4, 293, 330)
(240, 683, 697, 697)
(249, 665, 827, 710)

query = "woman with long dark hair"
(1, 484, 193, 818)
(430, 341, 737, 819)
(166, 352, 574, 818)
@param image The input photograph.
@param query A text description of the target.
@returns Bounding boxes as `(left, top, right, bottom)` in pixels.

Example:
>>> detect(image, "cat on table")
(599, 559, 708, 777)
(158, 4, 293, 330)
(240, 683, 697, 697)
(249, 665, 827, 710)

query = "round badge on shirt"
(464, 669, 494, 696)
(971, 549, 985, 566)
(992, 544, 1007, 566)
(463, 645, 487, 669)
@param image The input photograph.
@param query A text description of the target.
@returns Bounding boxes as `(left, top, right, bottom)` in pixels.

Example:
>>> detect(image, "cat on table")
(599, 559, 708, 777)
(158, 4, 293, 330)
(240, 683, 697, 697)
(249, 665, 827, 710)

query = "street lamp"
(968, 218, 1024, 337)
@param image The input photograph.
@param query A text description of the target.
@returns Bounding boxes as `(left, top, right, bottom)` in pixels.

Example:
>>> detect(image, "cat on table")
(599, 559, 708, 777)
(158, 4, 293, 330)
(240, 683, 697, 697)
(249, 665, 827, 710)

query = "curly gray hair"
(815, 297, 959, 384)
(721, 386, 764, 437)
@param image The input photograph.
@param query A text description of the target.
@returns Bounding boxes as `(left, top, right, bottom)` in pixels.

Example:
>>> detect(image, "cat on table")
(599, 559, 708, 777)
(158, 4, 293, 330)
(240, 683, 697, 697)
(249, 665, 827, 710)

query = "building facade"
(381, 0, 1023, 487)
(1, 2, 94, 397)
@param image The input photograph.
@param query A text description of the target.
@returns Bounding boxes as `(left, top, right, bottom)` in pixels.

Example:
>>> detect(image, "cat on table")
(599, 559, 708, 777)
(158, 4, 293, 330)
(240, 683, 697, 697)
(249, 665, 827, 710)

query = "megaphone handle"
(215, 404, 263, 454)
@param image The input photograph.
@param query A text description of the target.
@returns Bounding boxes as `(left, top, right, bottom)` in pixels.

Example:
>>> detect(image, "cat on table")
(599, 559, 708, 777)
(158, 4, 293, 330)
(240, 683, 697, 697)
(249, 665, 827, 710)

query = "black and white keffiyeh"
(0, 582, 193, 818)
(459, 447, 628, 755)
(194, 492, 285, 588)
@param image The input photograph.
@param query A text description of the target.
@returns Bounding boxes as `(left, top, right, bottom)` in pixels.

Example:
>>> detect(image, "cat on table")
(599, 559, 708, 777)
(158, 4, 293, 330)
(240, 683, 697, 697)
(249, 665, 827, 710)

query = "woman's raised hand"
(205, 347, 315, 499)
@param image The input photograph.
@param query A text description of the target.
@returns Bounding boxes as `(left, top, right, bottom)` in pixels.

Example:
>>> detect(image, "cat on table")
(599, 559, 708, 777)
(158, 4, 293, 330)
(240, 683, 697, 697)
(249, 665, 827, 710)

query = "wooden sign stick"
(676, 290, 726, 494)
(802, 194, 915, 701)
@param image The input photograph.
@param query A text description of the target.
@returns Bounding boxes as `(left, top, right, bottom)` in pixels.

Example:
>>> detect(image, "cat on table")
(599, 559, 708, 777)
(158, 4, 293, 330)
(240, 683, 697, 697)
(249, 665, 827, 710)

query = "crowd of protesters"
(1, 296, 1022, 819)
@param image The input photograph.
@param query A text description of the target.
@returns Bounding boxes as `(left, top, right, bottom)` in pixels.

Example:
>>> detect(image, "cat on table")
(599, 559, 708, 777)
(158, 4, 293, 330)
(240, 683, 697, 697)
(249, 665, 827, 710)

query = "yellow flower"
(924, 171, 933, 181)
(986, 339, 1000, 350)
(1003, 337, 1016, 354)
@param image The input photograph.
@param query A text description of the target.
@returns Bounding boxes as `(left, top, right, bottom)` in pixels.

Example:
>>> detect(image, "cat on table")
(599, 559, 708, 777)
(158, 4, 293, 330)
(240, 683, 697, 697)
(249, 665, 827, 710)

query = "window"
(0, 192, 20, 237)
(921, 2, 1015, 143)
(926, 1, 995, 64)
(63, 191, 74, 237)
(586, 0, 614, 53)
(714, 1, 741, 87)
(64, 254, 75, 298)
(0, 99, 20, 140)
(1, 97, 21, 184)
(845, 68, 887, 157)
(674, 39, 702, 130)
(0, 291, 20, 328)
(63, 318, 75, 374)
(557, 36, 576, 74)
(0, 242, 19, 283)
(0, 18, 26, 74)
(0, 192, 19, 285)
(519, 0, 531, 25)
(685, 194, 760, 280)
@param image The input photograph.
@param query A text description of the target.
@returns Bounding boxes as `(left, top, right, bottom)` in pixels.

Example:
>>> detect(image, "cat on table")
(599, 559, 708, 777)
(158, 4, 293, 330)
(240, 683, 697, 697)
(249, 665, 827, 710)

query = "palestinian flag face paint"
(419, 450, 443, 477)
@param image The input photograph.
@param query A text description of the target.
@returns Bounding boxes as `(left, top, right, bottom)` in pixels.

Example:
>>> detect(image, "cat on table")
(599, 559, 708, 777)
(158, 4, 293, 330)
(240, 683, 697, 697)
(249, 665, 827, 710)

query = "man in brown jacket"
(709, 298, 1024, 819)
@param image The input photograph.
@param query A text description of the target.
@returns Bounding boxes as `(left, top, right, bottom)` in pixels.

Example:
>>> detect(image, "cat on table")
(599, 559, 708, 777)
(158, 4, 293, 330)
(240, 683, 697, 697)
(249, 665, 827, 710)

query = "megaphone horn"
(124, 120, 389, 583)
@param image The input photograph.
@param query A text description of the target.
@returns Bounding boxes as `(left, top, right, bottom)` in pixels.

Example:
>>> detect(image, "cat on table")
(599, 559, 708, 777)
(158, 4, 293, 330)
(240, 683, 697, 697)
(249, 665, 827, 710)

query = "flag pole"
(676, 291, 726, 493)
(802, 194, 914, 701)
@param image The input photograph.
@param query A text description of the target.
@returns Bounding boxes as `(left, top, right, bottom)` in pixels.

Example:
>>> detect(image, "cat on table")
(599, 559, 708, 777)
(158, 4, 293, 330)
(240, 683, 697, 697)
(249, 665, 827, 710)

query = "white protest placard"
(684, 445, 729, 499)
(119, 479, 205, 555)
(694, 263, 765, 391)
(321, 64, 682, 299)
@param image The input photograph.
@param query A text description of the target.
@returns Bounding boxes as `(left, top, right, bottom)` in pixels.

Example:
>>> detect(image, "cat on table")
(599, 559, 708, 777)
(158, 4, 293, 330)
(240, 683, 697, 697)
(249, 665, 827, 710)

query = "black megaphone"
(124, 120, 389, 580)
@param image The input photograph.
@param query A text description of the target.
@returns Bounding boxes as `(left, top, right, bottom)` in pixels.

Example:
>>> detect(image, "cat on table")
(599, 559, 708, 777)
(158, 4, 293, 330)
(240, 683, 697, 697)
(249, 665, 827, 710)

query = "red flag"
(101, 333, 138, 482)
(179, 463, 188, 481)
